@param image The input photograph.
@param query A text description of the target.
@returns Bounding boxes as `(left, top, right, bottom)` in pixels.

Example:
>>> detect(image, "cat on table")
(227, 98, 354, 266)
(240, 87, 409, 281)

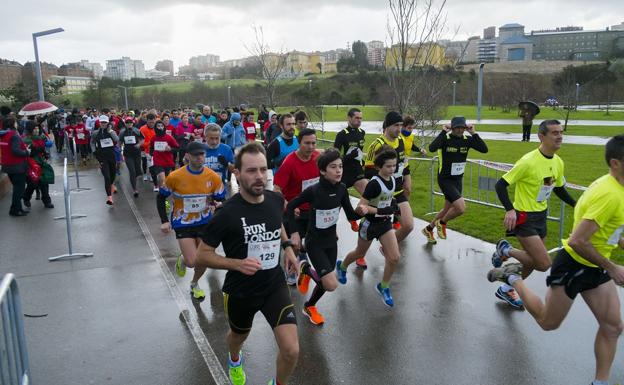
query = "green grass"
(446, 105, 624, 121)
(315, 131, 623, 265)
(470, 124, 624, 137)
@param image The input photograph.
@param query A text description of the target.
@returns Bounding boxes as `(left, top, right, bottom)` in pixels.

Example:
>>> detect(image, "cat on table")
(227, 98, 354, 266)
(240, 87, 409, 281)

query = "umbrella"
(518, 101, 540, 116)
(18, 101, 58, 116)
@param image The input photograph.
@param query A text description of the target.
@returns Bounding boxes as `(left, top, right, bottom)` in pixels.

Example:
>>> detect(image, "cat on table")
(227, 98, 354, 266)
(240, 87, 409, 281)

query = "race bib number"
(316, 207, 340, 229)
(536, 184, 555, 202)
(183, 196, 206, 213)
(100, 138, 113, 148)
(376, 199, 392, 217)
(154, 141, 167, 151)
(124, 136, 136, 145)
(247, 239, 280, 270)
(393, 162, 405, 178)
(247, 126, 256, 134)
(451, 162, 466, 176)
(194, 138, 203, 143)
(302, 177, 320, 191)
(76, 133, 85, 140)
(607, 225, 624, 246)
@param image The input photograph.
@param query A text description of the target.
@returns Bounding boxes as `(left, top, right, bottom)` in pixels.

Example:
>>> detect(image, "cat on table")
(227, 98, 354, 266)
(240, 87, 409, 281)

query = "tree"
(0, 78, 66, 109)
(245, 26, 289, 108)
(352, 40, 369, 70)
(316, 62, 323, 74)
(337, 57, 358, 73)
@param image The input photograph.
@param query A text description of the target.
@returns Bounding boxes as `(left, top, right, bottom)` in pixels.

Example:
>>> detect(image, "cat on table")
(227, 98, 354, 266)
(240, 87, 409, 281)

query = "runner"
(157, 141, 225, 300)
(333, 107, 367, 233)
(149, 120, 179, 191)
(139, 113, 157, 187)
(362, 112, 414, 267)
(92, 116, 119, 205)
(274, 128, 319, 286)
(119, 117, 144, 197)
(287, 148, 363, 325)
(487, 135, 624, 385)
(196, 142, 299, 385)
(73, 117, 90, 165)
(266, 114, 298, 174)
(491, 119, 577, 308)
(336, 146, 401, 307)
(203, 123, 234, 196)
(422, 116, 488, 244)
(400, 115, 427, 202)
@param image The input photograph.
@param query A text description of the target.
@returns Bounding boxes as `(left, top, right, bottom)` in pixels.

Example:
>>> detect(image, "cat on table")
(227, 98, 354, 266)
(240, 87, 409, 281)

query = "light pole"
(32, 28, 64, 101)
(575, 83, 580, 109)
(227, 85, 231, 106)
(477, 63, 485, 121)
(308, 79, 312, 92)
(452, 80, 457, 106)
(117, 85, 128, 111)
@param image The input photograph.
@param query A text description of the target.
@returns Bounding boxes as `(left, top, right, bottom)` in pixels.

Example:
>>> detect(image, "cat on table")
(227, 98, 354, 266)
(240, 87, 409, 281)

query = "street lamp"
(32, 28, 64, 101)
(477, 63, 485, 121)
(308, 79, 312, 92)
(227, 85, 231, 107)
(452, 80, 457, 106)
(117, 85, 128, 111)
(575, 83, 580, 109)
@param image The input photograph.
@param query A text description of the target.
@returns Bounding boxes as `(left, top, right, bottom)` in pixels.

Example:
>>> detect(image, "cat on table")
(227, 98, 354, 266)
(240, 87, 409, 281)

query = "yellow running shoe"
(422, 226, 437, 244)
(228, 352, 246, 385)
(436, 220, 447, 240)
(190, 284, 205, 301)
(175, 253, 186, 277)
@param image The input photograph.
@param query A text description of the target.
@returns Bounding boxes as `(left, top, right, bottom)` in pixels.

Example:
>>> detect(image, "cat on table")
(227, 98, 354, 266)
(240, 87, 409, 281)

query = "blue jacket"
(221, 112, 246, 149)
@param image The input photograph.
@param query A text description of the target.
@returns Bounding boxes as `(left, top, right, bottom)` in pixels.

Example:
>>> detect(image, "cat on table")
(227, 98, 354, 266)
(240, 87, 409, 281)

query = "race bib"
(302, 177, 320, 191)
(247, 126, 256, 134)
(536, 184, 555, 202)
(100, 138, 113, 148)
(183, 196, 207, 213)
(247, 239, 280, 270)
(607, 225, 624, 246)
(76, 133, 85, 139)
(194, 138, 203, 143)
(393, 162, 405, 178)
(376, 199, 392, 217)
(451, 162, 466, 176)
(185, 132, 192, 139)
(124, 136, 136, 145)
(154, 141, 167, 151)
(347, 146, 364, 162)
(316, 207, 340, 229)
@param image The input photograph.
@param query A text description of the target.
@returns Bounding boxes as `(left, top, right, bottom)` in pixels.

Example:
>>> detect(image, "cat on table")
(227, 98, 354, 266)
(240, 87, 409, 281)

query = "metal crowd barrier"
(0, 274, 30, 385)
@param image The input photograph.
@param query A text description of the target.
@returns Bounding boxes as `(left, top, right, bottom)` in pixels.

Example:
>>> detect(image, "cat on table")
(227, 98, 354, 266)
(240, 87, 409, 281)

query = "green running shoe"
(165, 200, 171, 216)
(175, 253, 186, 277)
(228, 352, 246, 385)
(190, 284, 205, 301)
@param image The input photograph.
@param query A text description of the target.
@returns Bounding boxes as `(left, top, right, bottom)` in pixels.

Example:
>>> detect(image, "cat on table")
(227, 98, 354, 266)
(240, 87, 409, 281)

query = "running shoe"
(297, 261, 311, 295)
(421, 226, 436, 244)
(106, 196, 113, 205)
(111, 184, 117, 194)
(143, 174, 149, 181)
(228, 352, 246, 385)
(23, 199, 31, 209)
(349, 220, 359, 232)
(153, 186, 159, 192)
(491, 239, 512, 268)
(487, 262, 523, 284)
(190, 284, 206, 300)
(286, 271, 297, 286)
(495, 286, 524, 309)
(267, 380, 276, 385)
(133, 191, 139, 198)
(375, 283, 394, 307)
(175, 253, 186, 277)
(165, 200, 171, 216)
(302, 305, 325, 325)
(355, 257, 367, 269)
(436, 220, 447, 239)
(336, 260, 347, 284)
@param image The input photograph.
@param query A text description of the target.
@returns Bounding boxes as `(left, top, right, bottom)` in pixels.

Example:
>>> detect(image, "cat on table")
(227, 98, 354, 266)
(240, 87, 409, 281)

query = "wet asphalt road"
(1, 155, 622, 385)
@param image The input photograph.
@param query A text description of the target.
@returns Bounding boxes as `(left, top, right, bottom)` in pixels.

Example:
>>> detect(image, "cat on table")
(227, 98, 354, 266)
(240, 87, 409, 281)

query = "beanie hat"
(383, 111, 403, 129)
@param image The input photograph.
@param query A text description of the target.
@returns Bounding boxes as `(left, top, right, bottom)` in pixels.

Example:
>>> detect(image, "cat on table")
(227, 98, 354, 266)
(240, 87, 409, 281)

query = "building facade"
(58, 63, 93, 78)
(498, 24, 533, 61)
(51, 75, 93, 94)
(385, 43, 447, 69)
(80, 60, 103, 79)
(155, 60, 174, 76)
(530, 28, 624, 61)
(104, 57, 145, 80)
(366, 40, 385, 67)
(189, 54, 220, 71)
(0, 60, 23, 90)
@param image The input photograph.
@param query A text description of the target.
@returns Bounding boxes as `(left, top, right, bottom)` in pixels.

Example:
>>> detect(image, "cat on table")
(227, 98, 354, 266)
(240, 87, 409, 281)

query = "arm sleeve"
(364, 139, 381, 169)
(340, 188, 361, 221)
(553, 186, 577, 208)
(333, 132, 344, 153)
(110, 131, 119, 143)
(200, 208, 227, 248)
(266, 140, 280, 169)
(156, 193, 169, 223)
(10, 136, 29, 157)
(362, 180, 381, 200)
(273, 157, 291, 193)
(168, 135, 179, 149)
(286, 187, 313, 233)
(495, 178, 515, 211)
(469, 134, 488, 153)
(412, 142, 422, 154)
(428, 131, 446, 152)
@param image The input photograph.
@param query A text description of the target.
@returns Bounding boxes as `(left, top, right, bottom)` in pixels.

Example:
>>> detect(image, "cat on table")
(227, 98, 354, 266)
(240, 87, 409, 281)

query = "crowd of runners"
(1, 103, 622, 385)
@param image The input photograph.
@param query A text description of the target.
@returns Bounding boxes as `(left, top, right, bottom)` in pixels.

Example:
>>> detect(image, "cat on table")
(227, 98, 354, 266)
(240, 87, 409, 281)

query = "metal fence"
(0, 274, 30, 385)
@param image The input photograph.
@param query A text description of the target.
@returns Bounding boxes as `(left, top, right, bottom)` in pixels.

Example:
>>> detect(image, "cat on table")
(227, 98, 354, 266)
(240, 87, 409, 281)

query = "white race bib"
(247, 239, 280, 270)
(375, 199, 392, 218)
(536, 184, 555, 202)
(302, 177, 320, 191)
(154, 141, 167, 151)
(316, 207, 340, 229)
(194, 138, 203, 143)
(100, 138, 113, 148)
(77, 133, 85, 140)
(607, 225, 624, 246)
(183, 196, 206, 213)
(451, 162, 466, 176)
(393, 162, 405, 178)
(347, 146, 364, 162)
(247, 126, 256, 134)
(124, 136, 136, 145)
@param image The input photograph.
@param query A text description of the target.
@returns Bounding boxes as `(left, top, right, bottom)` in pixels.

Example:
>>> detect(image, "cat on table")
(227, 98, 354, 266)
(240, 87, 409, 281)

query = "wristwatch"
(281, 240, 293, 250)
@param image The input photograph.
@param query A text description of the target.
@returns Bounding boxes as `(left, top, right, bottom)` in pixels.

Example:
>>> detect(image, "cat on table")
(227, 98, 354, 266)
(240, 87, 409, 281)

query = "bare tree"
(245, 26, 289, 108)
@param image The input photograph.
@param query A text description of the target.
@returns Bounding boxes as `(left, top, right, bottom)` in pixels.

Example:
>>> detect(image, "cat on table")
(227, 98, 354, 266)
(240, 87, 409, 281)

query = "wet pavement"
(1, 155, 623, 385)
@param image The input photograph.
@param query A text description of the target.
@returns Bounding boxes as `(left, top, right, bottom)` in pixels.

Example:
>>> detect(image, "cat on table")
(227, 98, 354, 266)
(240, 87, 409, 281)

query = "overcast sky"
(3, 0, 623, 71)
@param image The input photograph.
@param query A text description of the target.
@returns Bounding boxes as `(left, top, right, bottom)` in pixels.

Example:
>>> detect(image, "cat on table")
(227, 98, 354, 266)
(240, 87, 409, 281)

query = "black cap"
(186, 141, 206, 155)
(383, 111, 403, 129)
(450, 116, 468, 129)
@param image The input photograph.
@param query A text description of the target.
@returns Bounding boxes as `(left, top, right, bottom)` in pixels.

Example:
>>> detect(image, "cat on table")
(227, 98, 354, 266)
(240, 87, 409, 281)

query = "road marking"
(121, 186, 230, 385)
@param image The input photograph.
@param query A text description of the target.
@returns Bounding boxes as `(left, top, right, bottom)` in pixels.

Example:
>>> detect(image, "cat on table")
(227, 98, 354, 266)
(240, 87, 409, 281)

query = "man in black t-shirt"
(197, 142, 299, 385)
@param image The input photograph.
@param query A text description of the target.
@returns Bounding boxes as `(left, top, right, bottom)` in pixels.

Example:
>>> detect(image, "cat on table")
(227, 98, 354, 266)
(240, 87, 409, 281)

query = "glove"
(376, 199, 398, 216)
(345, 146, 360, 162)
(217, 155, 229, 167)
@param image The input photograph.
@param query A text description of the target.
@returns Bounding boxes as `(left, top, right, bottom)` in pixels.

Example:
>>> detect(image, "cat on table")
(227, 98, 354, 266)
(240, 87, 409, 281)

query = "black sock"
(440, 220, 446, 225)
(305, 283, 326, 307)
(426, 225, 434, 231)
(302, 262, 321, 284)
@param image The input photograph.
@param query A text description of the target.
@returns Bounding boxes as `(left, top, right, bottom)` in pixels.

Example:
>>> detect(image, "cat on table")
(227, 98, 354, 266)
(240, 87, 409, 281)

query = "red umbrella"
(18, 101, 58, 116)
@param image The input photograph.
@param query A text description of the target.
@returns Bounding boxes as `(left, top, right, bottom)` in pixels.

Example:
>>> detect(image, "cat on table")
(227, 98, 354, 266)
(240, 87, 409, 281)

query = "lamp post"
(452, 80, 457, 106)
(32, 28, 64, 101)
(575, 83, 580, 109)
(308, 79, 312, 92)
(227, 85, 231, 106)
(117, 85, 128, 111)
(477, 63, 485, 121)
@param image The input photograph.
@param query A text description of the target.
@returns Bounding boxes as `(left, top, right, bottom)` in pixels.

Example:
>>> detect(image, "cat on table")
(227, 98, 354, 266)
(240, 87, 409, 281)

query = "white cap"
(98, 115, 109, 123)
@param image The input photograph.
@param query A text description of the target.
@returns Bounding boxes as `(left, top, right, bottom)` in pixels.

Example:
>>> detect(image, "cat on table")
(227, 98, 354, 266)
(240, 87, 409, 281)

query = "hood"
(229, 112, 241, 123)
(268, 111, 276, 120)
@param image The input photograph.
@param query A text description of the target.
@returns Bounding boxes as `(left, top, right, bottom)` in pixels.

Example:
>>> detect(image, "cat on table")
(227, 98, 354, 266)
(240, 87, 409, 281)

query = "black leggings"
(99, 159, 117, 196)
(77, 143, 90, 160)
(522, 124, 532, 141)
(7, 172, 27, 213)
(24, 181, 50, 204)
(124, 155, 142, 191)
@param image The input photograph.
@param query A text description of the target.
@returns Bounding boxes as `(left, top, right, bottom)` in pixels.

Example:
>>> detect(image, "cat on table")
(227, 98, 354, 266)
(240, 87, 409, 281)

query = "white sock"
(507, 274, 521, 286)
(190, 282, 198, 289)
(591, 380, 608, 385)
(500, 283, 513, 292)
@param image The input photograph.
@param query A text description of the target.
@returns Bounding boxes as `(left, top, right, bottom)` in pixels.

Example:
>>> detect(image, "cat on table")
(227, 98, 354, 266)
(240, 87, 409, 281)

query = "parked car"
(544, 97, 559, 107)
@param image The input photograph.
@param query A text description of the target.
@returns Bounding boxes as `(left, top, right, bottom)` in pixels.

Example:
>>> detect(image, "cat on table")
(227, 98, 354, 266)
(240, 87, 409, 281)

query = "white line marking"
(121, 186, 230, 385)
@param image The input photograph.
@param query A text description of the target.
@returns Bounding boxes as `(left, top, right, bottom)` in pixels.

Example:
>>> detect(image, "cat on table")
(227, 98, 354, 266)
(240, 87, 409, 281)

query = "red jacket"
(243, 121, 257, 141)
(73, 124, 90, 145)
(0, 130, 28, 167)
(150, 134, 179, 167)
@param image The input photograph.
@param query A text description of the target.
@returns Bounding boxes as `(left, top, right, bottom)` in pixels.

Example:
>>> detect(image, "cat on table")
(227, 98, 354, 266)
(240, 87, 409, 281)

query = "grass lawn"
(469, 124, 624, 138)
(315, 131, 623, 265)
(446, 105, 624, 121)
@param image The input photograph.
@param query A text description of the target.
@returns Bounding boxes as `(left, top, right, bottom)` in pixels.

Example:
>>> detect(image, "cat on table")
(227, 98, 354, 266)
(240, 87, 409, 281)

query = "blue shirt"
(204, 143, 234, 188)
(200, 115, 217, 125)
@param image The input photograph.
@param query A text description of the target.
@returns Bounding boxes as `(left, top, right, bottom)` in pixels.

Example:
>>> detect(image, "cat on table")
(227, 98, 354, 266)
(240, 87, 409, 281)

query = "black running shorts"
(341, 165, 366, 189)
(175, 224, 209, 239)
(223, 280, 297, 335)
(306, 241, 338, 278)
(437, 176, 463, 203)
(546, 248, 611, 299)
(358, 218, 393, 241)
(511, 210, 548, 239)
